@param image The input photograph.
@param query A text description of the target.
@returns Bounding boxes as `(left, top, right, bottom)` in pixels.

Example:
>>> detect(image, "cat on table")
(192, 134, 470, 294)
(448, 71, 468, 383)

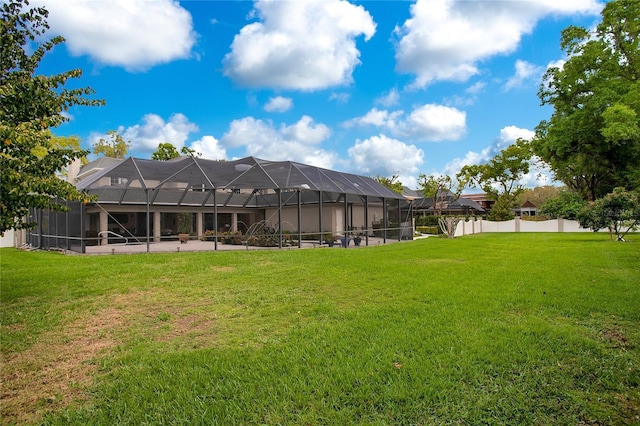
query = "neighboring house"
(515, 200, 539, 217)
(72, 156, 123, 182)
(459, 193, 495, 212)
(28, 156, 411, 252)
(402, 186, 422, 201)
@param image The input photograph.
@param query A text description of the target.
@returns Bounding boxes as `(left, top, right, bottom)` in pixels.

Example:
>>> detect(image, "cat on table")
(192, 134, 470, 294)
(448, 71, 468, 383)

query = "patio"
(80, 236, 398, 255)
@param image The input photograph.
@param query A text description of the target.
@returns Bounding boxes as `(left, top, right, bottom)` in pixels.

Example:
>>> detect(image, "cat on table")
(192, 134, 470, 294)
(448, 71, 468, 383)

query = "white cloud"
(45, 0, 196, 71)
(329, 92, 350, 103)
(122, 113, 199, 153)
(466, 81, 487, 95)
(344, 108, 404, 129)
(376, 88, 400, 107)
(348, 134, 424, 183)
(302, 151, 339, 170)
(220, 115, 335, 168)
(394, 0, 601, 88)
(444, 82, 487, 107)
(548, 59, 567, 70)
(346, 104, 466, 142)
(498, 126, 536, 147)
(504, 60, 544, 91)
(281, 116, 331, 144)
(401, 104, 466, 141)
(223, 0, 376, 90)
(264, 96, 293, 113)
(528, 0, 601, 15)
(188, 136, 226, 161)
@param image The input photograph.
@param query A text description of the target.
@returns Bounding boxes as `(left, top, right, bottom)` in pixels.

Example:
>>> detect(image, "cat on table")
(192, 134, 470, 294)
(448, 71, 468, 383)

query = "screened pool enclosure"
(28, 156, 413, 253)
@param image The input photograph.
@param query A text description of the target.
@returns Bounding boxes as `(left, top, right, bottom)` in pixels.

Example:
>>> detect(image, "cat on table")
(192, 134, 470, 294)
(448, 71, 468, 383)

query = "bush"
(199, 230, 217, 241)
(487, 196, 515, 221)
(540, 190, 586, 220)
(578, 188, 640, 241)
(416, 225, 440, 235)
(220, 231, 243, 245)
(415, 215, 440, 226)
(520, 216, 549, 221)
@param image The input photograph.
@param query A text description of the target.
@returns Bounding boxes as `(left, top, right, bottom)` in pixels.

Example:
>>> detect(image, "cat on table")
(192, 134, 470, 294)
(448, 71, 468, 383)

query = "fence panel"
(520, 219, 558, 232)
(452, 218, 591, 235)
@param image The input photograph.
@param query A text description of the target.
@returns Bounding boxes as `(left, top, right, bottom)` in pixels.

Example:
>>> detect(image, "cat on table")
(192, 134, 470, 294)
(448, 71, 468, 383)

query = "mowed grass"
(1, 233, 639, 425)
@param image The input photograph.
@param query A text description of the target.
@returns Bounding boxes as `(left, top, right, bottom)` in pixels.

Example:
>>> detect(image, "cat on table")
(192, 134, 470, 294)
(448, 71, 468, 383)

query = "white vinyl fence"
(453, 218, 593, 237)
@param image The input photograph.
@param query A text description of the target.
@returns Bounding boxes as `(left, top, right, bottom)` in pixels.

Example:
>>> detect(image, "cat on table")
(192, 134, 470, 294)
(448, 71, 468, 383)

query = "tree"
(578, 188, 640, 241)
(30, 133, 87, 176)
(151, 142, 180, 161)
(457, 139, 533, 221)
(417, 174, 463, 237)
(0, 0, 104, 233)
(417, 174, 456, 216)
(374, 173, 403, 195)
(539, 189, 587, 220)
(533, 0, 640, 201)
(93, 130, 130, 158)
(180, 145, 202, 158)
(516, 185, 561, 207)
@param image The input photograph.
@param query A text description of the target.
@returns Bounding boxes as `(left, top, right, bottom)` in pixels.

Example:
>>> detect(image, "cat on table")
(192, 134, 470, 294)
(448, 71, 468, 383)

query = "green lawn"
(1, 233, 639, 425)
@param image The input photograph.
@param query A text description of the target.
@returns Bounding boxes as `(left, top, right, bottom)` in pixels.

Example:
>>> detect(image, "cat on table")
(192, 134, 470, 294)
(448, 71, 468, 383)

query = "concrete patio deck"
(81, 236, 402, 255)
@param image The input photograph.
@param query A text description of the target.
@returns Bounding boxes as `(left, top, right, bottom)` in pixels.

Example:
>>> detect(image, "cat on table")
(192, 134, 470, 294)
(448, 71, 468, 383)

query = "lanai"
(29, 156, 411, 253)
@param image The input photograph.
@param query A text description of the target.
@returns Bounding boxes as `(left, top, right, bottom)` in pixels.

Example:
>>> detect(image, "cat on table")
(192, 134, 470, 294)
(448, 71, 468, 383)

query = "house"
(515, 200, 539, 217)
(458, 193, 495, 212)
(28, 156, 412, 252)
(402, 186, 422, 201)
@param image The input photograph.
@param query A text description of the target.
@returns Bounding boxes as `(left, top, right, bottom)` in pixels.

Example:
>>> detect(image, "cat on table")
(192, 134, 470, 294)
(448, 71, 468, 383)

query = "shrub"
(415, 215, 440, 226)
(540, 190, 587, 220)
(416, 225, 440, 234)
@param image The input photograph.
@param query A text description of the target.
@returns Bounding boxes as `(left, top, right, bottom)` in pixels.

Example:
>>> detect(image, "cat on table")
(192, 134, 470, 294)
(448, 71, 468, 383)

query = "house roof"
(411, 194, 485, 212)
(451, 197, 485, 211)
(75, 156, 124, 181)
(76, 156, 405, 205)
(402, 186, 422, 200)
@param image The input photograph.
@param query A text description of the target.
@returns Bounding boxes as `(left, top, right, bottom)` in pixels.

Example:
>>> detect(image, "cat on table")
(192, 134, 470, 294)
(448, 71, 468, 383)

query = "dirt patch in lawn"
(158, 313, 218, 349)
(600, 327, 629, 347)
(0, 291, 219, 425)
(1, 302, 123, 424)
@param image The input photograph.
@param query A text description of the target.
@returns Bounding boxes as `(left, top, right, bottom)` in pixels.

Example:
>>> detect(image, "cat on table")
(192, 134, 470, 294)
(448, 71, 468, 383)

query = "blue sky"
(37, 0, 604, 188)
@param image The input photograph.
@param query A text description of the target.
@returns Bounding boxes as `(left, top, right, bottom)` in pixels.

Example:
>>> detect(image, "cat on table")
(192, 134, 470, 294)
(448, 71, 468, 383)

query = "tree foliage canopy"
(417, 173, 458, 216)
(93, 130, 130, 158)
(0, 0, 104, 233)
(533, 0, 640, 201)
(374, 173, 403, 195)
(456, 139, 533, 221)
(539, 189, 587, 220)
(578, 187, 640, 241)
(151, 143, 181, 161)
(516, 185, 561, 207)
(457, 140, 533, 199)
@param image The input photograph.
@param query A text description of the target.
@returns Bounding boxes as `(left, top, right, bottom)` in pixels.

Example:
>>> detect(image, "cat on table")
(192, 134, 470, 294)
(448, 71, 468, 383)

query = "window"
(110, 177, 128, 186)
